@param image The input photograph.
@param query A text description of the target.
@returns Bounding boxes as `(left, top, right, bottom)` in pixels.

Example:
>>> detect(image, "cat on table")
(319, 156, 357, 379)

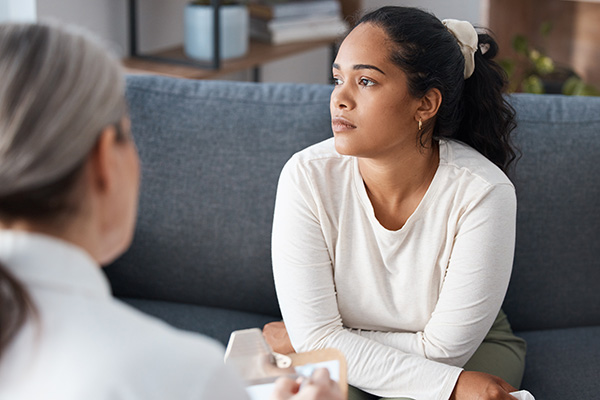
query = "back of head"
(0, 22, 126, 359)
(0, 22, 126, 209)
(357, 6, 517, 172)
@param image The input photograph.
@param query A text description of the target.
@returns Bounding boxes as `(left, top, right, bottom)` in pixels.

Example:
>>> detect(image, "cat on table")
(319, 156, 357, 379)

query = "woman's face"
(330, 23, 422, 159)
(98, 117, 140, 265)
(117, 119, 140, 251)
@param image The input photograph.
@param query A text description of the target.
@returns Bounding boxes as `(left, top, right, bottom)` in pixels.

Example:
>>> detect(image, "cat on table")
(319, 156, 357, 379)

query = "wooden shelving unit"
(124, 0, 346, 81)
(123, 37, 339, 80)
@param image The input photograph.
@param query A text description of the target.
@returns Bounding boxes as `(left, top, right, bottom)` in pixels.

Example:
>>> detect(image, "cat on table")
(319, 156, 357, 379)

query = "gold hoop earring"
(418, 119, 422, 131)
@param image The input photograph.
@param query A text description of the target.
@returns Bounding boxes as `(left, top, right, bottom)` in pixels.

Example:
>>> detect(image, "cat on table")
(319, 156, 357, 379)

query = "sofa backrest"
(106, 76, 600, 331)
(503, 93, 600, 332)
(104, 76, 333, 317)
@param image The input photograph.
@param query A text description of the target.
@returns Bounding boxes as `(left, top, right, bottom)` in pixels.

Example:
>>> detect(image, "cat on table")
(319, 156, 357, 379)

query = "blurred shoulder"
(288, 137, 341, 165)
(440, 139, 514, 188)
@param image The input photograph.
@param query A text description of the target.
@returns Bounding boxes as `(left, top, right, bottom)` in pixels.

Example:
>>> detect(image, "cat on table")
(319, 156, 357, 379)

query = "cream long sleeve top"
(0, 231, 249, 400)
(272, 138, 517, 400)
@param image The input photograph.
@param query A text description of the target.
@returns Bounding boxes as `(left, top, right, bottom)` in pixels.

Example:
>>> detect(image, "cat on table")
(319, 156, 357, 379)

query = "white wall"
(361, 0, 485, 25)
(37, 0, 128, 55)
(262, 46, 332, 84)
(36, 0, 188, 57)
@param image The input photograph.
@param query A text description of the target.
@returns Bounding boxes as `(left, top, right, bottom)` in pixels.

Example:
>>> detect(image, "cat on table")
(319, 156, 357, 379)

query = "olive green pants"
(347, 310, 527, 400)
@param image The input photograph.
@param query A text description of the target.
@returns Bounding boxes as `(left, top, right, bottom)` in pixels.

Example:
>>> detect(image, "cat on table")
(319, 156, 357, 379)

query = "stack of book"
(249, 0, 348, 45)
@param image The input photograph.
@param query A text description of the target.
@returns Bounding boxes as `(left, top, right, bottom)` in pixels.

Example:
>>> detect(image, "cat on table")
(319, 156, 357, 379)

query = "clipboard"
(290, 348, 347, 396)
(224, 328, 347, 399)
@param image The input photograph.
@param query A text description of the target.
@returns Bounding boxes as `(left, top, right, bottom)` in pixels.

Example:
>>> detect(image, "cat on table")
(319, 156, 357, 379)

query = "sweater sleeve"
(349, 183, 517, 367)
(271, 158, 462, 400)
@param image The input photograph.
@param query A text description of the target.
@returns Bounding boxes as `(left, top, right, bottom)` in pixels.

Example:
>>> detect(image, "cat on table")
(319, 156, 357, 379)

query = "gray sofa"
(104, 75, 600, 399)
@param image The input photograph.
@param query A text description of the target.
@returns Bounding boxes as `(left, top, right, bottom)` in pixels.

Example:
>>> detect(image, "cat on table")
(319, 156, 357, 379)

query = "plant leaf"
(534, 56, 555, 75)
(540, 21, 553, 37)
(499, 59, 516, 79)
(523, 75, 544, 94)
(512, 35, 529, 55)
(562, 76, 581, 95)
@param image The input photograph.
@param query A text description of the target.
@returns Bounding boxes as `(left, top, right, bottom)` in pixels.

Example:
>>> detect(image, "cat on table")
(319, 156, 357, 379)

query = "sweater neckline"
(352, 140, 448, 235)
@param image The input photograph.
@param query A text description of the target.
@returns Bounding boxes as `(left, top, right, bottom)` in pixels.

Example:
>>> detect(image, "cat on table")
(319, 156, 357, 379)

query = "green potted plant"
(500, 22, 599, 96)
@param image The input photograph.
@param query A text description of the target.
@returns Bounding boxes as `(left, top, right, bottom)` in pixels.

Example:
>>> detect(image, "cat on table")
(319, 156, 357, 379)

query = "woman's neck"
(358, 141, 439, 230)
(0, 213, 102, 265)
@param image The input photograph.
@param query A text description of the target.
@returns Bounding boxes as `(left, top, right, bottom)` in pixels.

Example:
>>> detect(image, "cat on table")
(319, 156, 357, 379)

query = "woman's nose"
(331, 85, 354, 111)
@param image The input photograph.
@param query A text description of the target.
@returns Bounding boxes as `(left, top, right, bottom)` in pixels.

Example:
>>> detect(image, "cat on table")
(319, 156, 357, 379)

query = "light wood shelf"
(123, 37, 340, 80)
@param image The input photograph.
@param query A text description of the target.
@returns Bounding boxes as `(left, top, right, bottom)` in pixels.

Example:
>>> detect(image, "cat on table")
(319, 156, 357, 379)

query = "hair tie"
(442, 19, 478, 79)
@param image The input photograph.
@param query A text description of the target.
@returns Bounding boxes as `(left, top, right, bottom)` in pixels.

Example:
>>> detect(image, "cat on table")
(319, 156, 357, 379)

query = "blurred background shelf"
(124, 0, 351, 82)
(23, 0, 597, 87)
(123, 37, 340, 81)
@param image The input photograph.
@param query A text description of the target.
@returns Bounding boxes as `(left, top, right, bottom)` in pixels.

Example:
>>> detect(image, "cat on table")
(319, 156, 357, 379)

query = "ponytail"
(356, 7, 518, 173)
(0, 262, 36, 359)
(456, 33, 518, 173)
(0, 144, 88, 361)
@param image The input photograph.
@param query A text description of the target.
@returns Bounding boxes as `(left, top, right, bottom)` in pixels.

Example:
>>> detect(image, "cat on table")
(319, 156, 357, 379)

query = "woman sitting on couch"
(0, 22, 340, 400)
(266, 6, 527, 400)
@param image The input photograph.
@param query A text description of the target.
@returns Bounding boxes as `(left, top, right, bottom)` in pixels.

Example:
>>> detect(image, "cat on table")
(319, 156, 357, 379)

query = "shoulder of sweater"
(440, 139, 514, 189)
(47, 294, 226, 365)
(107, 298, 225, 355)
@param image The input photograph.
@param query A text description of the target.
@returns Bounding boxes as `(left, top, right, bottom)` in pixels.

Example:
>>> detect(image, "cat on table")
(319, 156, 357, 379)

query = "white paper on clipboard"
(245, 359, 341, 400)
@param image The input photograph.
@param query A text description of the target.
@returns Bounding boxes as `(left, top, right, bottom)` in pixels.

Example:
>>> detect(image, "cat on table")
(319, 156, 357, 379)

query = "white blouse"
(0, 231, 248, 400)
(272, 138, 517, 400)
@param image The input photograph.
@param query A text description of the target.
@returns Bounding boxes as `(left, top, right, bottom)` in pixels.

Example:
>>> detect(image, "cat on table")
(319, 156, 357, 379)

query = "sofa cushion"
(121, 298, 279, 345)
(107, 74, 600, 337)
(517, 325, 600, 398)
(104, 76, 334, 318)
(503, 94, 600, 332)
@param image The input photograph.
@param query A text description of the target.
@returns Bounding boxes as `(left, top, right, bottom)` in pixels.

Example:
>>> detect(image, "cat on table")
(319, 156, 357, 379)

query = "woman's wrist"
(449, 371, 518, 400)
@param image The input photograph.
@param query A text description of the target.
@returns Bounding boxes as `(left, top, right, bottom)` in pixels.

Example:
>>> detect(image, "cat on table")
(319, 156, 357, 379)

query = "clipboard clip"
(272, 351, 292, 368)
(224, 328, 296, 383)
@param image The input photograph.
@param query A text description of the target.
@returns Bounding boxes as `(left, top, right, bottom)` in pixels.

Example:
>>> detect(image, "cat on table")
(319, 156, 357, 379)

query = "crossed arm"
(270, 162, 518, 399)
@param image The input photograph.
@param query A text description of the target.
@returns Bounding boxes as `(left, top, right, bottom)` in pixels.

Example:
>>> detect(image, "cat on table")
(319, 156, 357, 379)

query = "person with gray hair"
(0, 22, 341, 400)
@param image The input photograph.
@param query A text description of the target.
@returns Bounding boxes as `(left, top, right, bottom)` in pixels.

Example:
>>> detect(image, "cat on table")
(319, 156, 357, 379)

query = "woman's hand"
(263, 321, 296, 355)
(270, 368, 343, 400)
(264, 324, 342, 400)
(450, 371, 518, 400)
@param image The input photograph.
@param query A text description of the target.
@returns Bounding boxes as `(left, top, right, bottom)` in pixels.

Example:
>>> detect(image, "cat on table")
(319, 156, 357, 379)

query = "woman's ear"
(89, 126, 118, 195)
(416, 88, 442, 124)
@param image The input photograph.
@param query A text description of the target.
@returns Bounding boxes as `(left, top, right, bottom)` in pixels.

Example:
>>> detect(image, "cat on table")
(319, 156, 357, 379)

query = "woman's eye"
(359, 78, 375, 87)
(333, 77, 343, 86)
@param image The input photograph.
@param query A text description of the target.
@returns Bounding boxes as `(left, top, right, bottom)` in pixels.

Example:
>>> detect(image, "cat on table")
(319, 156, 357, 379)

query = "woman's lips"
(331, 116, 357, 132)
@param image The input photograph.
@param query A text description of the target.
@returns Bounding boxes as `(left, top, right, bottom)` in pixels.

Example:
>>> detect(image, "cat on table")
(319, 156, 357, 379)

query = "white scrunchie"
(442, 19, 478, 79)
